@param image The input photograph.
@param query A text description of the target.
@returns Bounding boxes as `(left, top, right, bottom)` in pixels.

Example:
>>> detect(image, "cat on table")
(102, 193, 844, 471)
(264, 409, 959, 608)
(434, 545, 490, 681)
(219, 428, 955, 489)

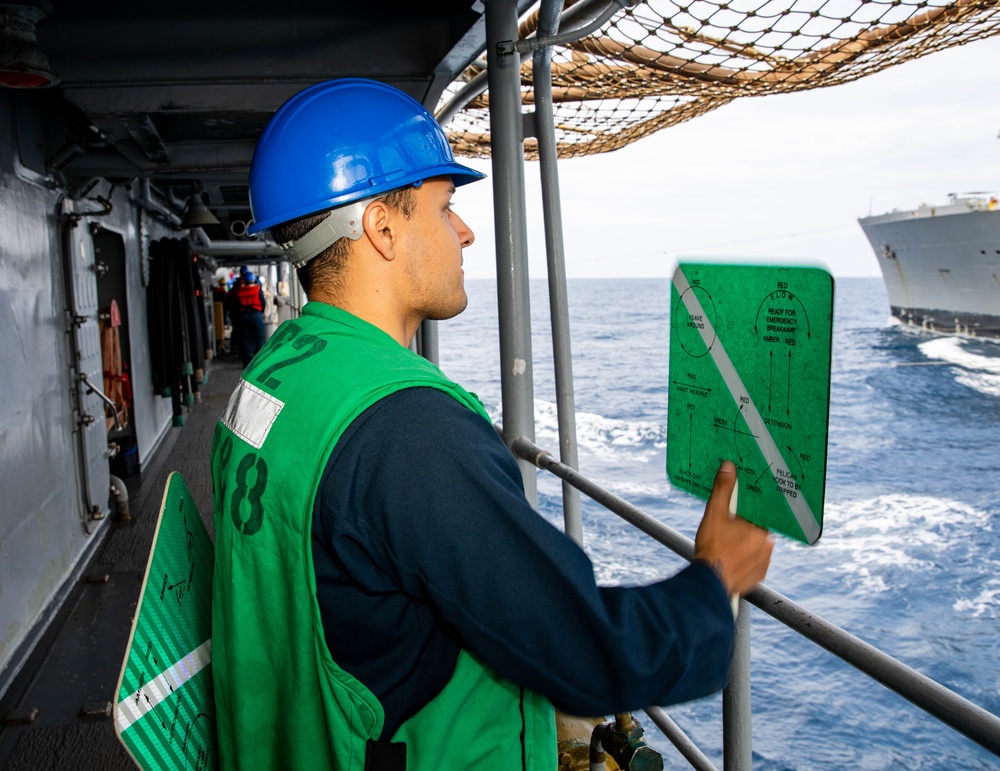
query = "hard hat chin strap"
(278, 194, 385, 269)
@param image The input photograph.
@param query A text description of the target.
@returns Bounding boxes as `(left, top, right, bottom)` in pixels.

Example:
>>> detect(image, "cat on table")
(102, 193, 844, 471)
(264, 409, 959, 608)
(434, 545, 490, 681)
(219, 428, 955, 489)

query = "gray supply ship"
(858, 193, 1000, 339)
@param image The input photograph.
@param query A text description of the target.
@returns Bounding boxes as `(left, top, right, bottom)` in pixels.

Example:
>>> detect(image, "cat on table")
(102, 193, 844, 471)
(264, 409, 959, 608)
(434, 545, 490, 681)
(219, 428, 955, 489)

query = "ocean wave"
(820, 494, 993, 599)
(597, 478, 673, 503)
(591, 559, 674, 586)
(952, 578, 1000, 619)
(918, 337, 1000, 397)
(492, 399, 666, 460)
(585, 524, 683, 585)
(537, 400, 665, 454)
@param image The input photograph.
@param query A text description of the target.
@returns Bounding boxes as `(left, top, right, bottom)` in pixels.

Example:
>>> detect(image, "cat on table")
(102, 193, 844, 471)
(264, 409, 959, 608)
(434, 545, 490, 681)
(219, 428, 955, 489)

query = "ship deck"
(0, 357, 243, 770)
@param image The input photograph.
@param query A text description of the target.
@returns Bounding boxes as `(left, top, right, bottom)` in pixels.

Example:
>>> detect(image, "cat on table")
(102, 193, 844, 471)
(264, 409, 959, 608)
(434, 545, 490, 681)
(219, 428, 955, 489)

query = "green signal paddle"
(667, 263, 834, 544)
(114, 472, 218, 771)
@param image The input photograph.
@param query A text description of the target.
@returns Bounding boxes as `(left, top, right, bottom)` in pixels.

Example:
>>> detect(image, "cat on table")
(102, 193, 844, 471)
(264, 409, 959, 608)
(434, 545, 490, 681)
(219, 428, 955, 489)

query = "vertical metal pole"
(485, 0, 537, 506)
(722, 603, 753, 770)
(533, 0, 583, 545)
(291, 265, 303, 318)
(419, 319, 440, 364)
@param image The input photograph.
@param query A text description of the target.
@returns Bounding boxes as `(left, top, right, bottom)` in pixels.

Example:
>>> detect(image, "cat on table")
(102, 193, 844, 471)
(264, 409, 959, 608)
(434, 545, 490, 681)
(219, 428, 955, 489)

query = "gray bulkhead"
(0, 92, 177, 688)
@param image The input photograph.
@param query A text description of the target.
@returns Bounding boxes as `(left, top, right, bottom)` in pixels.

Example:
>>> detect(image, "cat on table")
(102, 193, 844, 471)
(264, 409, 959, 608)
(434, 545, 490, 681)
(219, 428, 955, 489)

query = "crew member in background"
(211, 79, 773, 771)
(212, 275, 229, 303)
(211, 277, 231, 354)
(230, 267, 266, 365)
(225, 269, 244, 360)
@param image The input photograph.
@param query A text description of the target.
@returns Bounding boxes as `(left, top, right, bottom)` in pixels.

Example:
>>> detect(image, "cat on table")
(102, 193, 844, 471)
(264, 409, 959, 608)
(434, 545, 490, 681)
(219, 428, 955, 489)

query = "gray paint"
(859, 200, 1000, 336)
(485, 0, 538, 506)
(534, 0, 583, 545)
(0, 97, 175, 680)
(0, 143, 79, 670)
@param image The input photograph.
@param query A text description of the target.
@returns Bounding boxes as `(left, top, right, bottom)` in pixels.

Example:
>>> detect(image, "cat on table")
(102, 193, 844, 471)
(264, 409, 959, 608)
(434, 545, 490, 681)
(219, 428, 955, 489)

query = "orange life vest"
(235, 281, 263, 313)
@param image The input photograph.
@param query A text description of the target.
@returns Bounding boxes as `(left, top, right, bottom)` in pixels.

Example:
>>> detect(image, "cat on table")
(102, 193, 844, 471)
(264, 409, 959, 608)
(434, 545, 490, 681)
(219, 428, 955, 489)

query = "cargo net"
(441, 0, 1000, 159)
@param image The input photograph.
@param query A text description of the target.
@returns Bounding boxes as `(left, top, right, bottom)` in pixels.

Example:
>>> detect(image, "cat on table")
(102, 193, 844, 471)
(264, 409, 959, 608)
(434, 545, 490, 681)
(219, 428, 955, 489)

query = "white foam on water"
(599, 478, 672, 501)
(918, 337, 1000, 397)
(820, 494, 991, 594)
(591, 558, 676, 586)
(538, 400, 665, 456)
(952, 578, 1000, 619)
(496, 399, 666, 462)
(953, 370, 1000, 397)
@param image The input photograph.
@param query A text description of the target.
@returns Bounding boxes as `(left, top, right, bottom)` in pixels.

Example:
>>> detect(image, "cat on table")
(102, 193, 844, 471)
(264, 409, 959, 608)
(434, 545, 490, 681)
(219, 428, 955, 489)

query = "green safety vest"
(211, 302, 556, 770)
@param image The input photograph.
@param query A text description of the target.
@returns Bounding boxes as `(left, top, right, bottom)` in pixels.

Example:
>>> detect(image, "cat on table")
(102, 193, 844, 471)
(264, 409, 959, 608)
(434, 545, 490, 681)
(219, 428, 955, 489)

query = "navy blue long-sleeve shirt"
(311, 387, 734, 737)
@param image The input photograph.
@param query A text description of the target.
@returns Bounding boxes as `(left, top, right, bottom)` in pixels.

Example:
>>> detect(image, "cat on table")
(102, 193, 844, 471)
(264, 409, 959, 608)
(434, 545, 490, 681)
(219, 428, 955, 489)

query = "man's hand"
(694, 460, 774, 596)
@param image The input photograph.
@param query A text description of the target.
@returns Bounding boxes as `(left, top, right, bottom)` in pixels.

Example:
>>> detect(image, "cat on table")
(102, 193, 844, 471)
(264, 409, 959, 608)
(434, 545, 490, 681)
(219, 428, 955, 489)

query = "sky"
(452, 34, 1000, 280)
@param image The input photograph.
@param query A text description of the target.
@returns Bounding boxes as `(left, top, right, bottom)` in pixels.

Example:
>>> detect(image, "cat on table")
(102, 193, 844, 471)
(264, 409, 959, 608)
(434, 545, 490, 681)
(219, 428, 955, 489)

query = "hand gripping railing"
(510, 436, 1000, 764)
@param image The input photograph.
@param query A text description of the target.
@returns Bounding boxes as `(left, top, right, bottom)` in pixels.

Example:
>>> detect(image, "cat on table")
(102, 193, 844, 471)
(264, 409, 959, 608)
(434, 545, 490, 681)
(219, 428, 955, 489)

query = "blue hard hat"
(244, 272, 256, 283)
(247, 78, 485, 235)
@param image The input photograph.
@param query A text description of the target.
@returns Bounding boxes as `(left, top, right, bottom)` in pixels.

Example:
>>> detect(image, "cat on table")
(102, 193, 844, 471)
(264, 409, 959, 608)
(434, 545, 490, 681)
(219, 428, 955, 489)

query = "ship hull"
(858, 204, 1000, 338)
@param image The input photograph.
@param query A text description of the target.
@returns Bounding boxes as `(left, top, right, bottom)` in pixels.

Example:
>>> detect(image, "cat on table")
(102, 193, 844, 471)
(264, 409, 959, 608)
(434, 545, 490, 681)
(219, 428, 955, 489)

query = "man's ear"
(362, 199, 396, 261)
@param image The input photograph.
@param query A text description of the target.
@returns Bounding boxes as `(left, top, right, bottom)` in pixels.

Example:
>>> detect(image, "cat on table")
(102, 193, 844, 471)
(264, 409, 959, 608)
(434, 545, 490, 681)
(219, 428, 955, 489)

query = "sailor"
(229, 266, 267, 365)
(211, 78, 773, 771)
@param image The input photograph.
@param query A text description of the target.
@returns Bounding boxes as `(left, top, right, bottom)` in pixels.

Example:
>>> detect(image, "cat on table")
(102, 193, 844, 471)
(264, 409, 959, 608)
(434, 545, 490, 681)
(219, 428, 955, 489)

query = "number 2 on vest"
(250, 323, 327, 390)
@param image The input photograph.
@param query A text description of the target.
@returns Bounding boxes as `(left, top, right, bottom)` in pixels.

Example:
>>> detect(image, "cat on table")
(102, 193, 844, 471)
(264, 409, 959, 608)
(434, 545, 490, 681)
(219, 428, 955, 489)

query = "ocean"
(438, 276, 1000, 770)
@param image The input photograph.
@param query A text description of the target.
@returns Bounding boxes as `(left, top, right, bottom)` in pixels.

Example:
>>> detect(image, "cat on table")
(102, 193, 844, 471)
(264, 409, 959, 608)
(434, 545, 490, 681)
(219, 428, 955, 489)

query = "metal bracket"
(3, 707, 39, 726)
(522, 112, 537, 140)
(80, 701, 112, 720)
(497, 0, 638, 56)
(496, 38, 518, 57)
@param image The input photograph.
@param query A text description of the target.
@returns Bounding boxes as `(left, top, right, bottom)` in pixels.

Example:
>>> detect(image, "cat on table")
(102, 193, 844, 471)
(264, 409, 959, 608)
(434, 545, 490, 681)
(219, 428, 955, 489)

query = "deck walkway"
(0, 358, 243, 770)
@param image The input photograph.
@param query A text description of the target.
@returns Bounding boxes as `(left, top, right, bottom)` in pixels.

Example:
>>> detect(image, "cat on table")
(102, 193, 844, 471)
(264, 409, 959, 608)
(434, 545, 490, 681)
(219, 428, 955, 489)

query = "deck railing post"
(418, 319, 440, 364)
(532, 0, 584, 543)
(485, 0, 538, 505)
(723, 602, 753, 770)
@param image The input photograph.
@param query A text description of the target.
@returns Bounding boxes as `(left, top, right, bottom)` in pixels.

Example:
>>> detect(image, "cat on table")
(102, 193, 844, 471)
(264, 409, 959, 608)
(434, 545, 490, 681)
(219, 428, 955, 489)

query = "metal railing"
(479, 0, 1000, 766)
(510, 435, 1000, 766)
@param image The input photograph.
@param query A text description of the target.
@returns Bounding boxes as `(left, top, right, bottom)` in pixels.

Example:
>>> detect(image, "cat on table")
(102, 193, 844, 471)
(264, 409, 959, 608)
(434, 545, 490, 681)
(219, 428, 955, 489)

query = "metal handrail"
(645, 706, 718, 771)
(79, 371, 121, 431)
(510, 435, 1000, 759)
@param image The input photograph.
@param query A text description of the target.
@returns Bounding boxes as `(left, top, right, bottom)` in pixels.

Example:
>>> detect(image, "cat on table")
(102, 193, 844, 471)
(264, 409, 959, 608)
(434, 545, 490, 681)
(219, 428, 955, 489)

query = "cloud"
(455, 35, 1000, 280)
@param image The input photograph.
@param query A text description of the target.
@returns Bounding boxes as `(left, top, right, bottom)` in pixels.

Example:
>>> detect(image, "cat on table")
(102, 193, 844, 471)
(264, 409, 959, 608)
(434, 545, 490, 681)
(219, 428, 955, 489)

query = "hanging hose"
(190, 255, 213, 368)
(147, 238, 209, 425)
(177, 244, 205, 401)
